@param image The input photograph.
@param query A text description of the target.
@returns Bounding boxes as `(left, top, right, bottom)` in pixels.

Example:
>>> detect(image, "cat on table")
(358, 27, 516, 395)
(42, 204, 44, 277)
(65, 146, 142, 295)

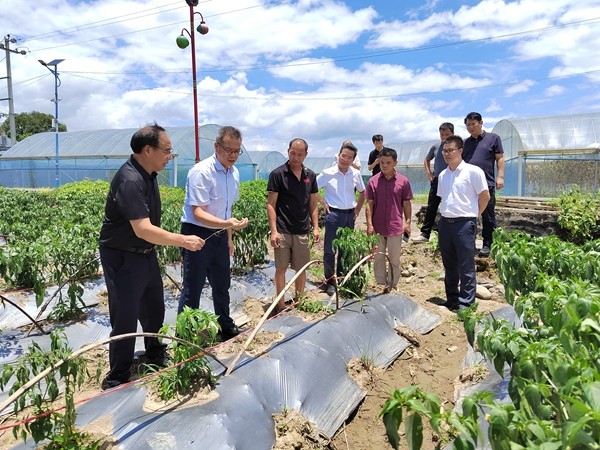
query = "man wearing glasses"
(99, 123, 205, 390)
(178, 126, 248, 340)
(437, 135, 489, 311)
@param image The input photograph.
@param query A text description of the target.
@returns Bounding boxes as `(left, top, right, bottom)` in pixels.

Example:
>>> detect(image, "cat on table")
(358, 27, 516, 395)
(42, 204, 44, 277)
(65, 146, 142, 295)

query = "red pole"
(189, 3, 200, 163)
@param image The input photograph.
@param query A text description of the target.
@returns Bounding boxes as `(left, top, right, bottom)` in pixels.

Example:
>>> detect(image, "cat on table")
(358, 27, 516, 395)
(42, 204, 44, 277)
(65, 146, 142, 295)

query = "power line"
(42, 15, 600, 76)
(57, 67, 600, 102)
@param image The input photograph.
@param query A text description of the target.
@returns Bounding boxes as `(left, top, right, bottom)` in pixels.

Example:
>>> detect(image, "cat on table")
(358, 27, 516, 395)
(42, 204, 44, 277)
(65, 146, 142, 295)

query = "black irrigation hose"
(0, 293, 46, 335)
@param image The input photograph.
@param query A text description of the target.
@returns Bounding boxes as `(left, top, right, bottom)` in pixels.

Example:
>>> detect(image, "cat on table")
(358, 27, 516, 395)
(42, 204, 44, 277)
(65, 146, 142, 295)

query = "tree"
(0, 111, 67, 142)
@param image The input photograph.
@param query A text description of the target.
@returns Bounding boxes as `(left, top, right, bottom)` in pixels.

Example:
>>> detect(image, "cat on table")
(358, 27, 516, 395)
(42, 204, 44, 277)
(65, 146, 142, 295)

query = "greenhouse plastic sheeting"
(2, 265, 442, 449)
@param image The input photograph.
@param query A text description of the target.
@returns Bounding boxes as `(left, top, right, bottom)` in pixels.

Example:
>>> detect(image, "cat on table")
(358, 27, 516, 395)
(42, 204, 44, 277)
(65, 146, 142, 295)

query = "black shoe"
(440, 301, 459, 311)
(101, 376, 129, 391)
(221, 325, 241, 341)
(144, 353, 171, 368)
(326, 284, 335, 296)
(478, 245, 491, 257)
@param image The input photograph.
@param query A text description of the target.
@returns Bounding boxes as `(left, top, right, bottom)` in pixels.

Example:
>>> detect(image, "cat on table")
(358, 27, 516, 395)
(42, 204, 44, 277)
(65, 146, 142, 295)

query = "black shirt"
(368, 147, 392, 176)
(99, 155, 161, 250)
(463, 131, 504, 187)
(267, 161, 318, 235)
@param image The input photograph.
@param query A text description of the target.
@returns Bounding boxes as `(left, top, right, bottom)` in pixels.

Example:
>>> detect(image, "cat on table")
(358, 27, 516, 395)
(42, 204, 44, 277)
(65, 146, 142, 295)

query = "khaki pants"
(373, 234, 403, 288)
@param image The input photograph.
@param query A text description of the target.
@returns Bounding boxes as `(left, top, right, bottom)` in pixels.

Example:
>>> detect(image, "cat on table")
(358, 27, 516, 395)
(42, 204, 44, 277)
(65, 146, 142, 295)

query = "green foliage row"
(552, 185, 600, 244)
(0, 182, 108, 318)
(382, 229, 600, 450)
(0, 179, 270, 320)
(492, 228, 599, 304)
(231, 179, 270, 272)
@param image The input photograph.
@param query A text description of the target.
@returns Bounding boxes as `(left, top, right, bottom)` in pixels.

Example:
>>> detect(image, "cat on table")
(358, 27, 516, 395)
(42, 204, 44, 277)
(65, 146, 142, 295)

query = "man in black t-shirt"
(99, 123, 204, 390)
(367, 134, 385, 176)
(267, 138, 320, 311)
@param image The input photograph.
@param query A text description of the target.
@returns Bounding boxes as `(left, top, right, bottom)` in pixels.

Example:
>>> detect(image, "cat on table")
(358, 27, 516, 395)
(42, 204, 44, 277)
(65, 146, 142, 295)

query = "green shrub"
(552, 185, 600, 244)
(231, 179, 270, 272)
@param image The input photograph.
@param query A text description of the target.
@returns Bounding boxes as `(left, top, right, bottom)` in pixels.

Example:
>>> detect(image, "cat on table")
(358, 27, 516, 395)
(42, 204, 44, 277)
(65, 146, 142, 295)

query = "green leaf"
(405, 413, 423, 450)
(382, 410, 401, 450)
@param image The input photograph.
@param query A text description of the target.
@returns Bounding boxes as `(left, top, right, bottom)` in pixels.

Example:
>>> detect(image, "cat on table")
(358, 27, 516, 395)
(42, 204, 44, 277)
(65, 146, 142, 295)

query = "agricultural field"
(0, 181, 598, 449)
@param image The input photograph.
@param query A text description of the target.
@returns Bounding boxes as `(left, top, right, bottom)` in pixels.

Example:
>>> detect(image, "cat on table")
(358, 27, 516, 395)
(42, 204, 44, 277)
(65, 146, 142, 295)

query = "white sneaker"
(412, 234, 429, 243)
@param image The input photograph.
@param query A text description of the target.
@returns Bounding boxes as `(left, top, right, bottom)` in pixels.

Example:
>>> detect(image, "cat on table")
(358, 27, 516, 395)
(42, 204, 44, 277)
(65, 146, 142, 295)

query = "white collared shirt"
(437, 160, 487, 218)
(317, 165, 365, 209)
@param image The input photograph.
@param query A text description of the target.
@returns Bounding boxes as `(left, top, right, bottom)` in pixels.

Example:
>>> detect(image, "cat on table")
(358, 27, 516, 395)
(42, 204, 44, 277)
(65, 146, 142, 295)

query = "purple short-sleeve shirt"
(366, 171, 413, 236)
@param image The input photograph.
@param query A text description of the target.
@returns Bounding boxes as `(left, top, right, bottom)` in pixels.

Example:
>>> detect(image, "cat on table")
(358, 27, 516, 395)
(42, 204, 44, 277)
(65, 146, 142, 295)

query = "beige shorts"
(274, 233, 310, 271)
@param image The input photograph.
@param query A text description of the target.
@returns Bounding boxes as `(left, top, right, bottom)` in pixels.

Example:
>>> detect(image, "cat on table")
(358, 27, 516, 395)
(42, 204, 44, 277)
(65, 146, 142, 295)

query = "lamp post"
(176, 0, 208, 163)
(39, 59, 64, 188)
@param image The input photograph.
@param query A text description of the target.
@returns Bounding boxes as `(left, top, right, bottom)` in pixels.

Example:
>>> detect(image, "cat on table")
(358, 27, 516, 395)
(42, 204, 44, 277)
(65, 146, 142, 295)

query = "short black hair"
(288, 138, 308, 152)
(380, 147, 397, 161)
(216, 125, 242, 145)
(444, 135, 464, 150)
(339, 140, 357, 158)
(439, 122, 454, 133)
(130, 122, 165, 154)
(372, 134, 383, 143)
(464, 112, 482, 124)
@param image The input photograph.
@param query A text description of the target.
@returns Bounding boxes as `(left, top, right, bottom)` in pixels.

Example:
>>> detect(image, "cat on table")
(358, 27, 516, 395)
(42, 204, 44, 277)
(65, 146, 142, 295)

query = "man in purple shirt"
(365, 147, 413, 291)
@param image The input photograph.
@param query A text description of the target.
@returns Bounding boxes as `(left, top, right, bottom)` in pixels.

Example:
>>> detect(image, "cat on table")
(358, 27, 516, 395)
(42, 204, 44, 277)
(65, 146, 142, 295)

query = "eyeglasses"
(218, 143, 243, 156)
(442, 148, 459, 154)
(153, 145, 174, 155)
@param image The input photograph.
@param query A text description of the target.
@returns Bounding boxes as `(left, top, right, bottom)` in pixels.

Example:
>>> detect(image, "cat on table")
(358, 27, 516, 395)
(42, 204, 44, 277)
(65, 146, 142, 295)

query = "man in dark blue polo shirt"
(462, 112, 505, 257)
(99, 123, 204, 390)
(267, 138, 320, 312)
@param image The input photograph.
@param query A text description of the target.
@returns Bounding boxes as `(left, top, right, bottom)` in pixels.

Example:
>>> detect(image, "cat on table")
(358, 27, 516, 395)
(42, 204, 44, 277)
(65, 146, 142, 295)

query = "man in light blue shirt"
(178, 126, 248, 340)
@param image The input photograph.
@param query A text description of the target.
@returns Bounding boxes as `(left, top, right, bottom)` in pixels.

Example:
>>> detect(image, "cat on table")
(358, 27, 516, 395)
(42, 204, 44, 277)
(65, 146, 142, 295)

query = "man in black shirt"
(267, 138, 320, 312)
(367, 134, 385, 176)
(99, 123, 204, 390)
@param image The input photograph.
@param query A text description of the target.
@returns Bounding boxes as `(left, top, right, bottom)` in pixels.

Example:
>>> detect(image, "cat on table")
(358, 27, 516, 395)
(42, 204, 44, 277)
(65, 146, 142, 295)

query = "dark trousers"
(178, 222, 234, 330)
(100, 246, 165, 382)
(323, 210, 355, 285)
(420, 177, 441, 238)
(481, 186, 496, 247)
(438, 218, 477, 306)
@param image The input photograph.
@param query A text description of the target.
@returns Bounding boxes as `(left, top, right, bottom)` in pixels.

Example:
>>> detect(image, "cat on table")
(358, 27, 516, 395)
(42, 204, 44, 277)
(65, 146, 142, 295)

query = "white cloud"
(1, 0, 599, 159)
(505, 79, 535, 97)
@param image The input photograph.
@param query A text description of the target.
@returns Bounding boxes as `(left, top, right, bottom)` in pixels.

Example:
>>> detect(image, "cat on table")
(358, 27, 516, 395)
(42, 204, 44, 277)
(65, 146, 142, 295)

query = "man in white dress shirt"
(317, 140, 365, 296)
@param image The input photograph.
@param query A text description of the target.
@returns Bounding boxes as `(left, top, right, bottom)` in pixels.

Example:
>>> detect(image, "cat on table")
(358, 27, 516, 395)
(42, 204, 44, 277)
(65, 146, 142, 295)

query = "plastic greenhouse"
(493, 112, 600, 196)
(249, 151, 287, 180)
(0, 124, 257, 188)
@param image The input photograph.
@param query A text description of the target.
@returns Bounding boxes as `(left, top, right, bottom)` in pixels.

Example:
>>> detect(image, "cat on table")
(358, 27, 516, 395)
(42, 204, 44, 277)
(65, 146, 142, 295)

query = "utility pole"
(0, 34, 26, 146)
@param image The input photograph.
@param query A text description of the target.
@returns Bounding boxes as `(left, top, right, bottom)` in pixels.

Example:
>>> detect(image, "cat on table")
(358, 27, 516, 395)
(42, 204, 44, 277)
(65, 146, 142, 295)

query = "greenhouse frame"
(1, 112, 598, 196)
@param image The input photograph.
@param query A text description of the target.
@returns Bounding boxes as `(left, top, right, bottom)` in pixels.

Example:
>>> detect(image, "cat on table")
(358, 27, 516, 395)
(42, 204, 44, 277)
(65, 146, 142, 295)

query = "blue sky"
(1, 0, 599, 157)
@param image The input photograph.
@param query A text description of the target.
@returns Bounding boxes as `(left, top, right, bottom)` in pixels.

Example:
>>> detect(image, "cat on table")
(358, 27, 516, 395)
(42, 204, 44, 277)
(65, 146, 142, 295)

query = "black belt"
(103, 245, 155, 254)
(441, 216, 475, 223)
(329, 207, 355, 214)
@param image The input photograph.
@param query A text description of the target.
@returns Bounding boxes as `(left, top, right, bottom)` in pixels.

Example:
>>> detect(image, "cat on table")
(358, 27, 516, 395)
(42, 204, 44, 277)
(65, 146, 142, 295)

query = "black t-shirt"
(267, 162, 318, 235)
(368, 147, 385, 176)
(99, 155, 161, 250)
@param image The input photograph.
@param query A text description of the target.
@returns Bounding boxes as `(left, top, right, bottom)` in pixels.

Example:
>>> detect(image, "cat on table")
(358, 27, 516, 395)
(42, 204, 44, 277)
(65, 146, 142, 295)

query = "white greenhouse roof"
(0, 124, 252, 166)
(493, 111, 600, 160)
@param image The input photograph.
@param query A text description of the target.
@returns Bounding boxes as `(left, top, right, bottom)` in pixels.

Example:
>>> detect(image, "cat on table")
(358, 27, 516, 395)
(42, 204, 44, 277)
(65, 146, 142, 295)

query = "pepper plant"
(332, 227, 379, 299)
(153, 306, 219, 401)
(381, 229, 600, 449)
(231, 179, 270, 273)
(0, 329, 102, 448)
